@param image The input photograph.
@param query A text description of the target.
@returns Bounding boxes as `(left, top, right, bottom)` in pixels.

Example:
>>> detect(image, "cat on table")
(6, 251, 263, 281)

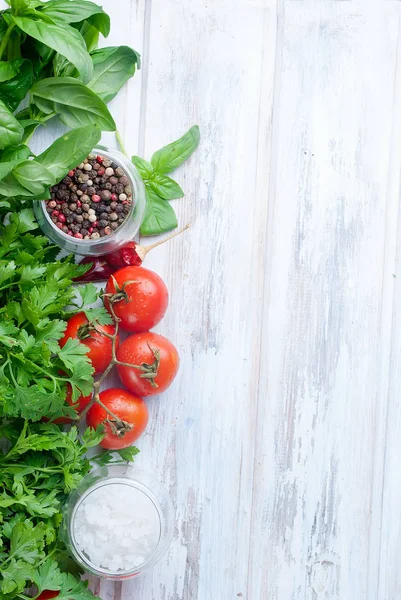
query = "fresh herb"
(131, 125, 200, 236)
(0, 419, 139, 598)
(0, 0, 139, 142)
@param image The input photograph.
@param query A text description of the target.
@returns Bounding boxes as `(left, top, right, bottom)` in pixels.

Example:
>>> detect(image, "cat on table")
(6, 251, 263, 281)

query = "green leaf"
(0, 558, 35, 594)
(140, 188, 178, 236)
(57, 337, 89, 369)
(9, 208, 38, 233)
(0, 143, 30, 163)
(33, 559, 64, 593)
(41, 0, 110, 34)
(131, 155, 153, 179)
(149, 173, 184, 200)
(31, 77, 116, 131)
(12, 17, 93, 83)
(86, 12, 110, 37)
(0, 60, 18, 83)
(150, 125, 200, 174)
(82, 305, 113, 325)
(77, 19, 99, 52)
(36, 124, 101, 181)
(0, 59, 33, 112)
(76, 282, 98, 306)
(88, 46, 139, 103)
(12, 159, 54, 195)
(0, 260, 16, 287)
(0, 98, 23, 149)
(0, 322, 19, 348)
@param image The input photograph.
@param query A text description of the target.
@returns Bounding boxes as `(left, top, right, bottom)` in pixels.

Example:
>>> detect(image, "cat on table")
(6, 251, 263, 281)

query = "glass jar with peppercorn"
(34, 146, 146, 256)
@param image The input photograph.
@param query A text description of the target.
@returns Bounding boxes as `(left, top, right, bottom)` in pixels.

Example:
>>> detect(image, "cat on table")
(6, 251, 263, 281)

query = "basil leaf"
(88, 46, 139, 103)
(0, 172, 33, 196)
(77, 20, 99, 52)
(85, 12, 110, 37)
(13, 159, 53, 195)
(0, 144, 30, 163)
(0, 145, 30, 180)
(41, 0, 109, 34)
(0, 60, 18, 82)
(149, 173, 184, 200)
(31, 77, 116, 131)
(131, 155, 153, 179)
(150, 125, 200, 174)
(0, 59, 33, 111)
(12, 17, 93, 83)
(36, 123, 101, 181)
(0, 98, 23, 149)
(140, 188, 178, 236)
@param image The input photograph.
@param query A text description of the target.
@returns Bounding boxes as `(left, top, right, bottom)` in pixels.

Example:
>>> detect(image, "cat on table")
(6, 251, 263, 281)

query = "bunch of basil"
(0, 0, 139, 209)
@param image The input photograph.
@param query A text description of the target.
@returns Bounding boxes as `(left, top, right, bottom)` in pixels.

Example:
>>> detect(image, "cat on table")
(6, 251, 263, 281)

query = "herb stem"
(0, 23, 15, 61)
(116, 130, 129, 157)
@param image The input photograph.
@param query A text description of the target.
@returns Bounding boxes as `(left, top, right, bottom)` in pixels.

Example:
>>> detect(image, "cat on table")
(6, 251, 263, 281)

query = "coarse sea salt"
(72, 482, 161, 573)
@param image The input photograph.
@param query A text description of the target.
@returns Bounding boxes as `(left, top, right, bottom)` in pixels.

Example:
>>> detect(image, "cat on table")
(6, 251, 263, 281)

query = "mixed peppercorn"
(44, 153, 133, 240)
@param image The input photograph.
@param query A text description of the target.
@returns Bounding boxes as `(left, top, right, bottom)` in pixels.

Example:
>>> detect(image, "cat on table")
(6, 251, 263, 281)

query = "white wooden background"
(12, 0, 401, 597)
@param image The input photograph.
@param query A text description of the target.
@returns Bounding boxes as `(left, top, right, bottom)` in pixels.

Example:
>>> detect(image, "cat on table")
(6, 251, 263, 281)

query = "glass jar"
(33, 145, 146, 256)
(62, 463, 174, 580)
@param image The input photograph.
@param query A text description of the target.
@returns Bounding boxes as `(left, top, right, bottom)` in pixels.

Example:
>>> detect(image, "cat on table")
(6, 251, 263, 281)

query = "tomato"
(37, 592, 59, 599)
(104, 266, 168, 333)
(60, 312, 119, 374)
(86, 388, 148, 449)
(117, 332, 179, 397)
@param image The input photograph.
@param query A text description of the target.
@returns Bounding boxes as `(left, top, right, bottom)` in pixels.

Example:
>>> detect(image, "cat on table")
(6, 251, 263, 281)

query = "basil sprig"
(132, 125, 200, 236)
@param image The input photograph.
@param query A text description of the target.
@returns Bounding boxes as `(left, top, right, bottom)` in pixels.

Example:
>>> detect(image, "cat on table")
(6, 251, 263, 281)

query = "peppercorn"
(109, 212, 118, 221)
(115, 183, 124, 194)
(100, 212, 108, 220)
(115, 204, 124, 213)
(69, 203, 77, 211)
(110, 222, 118, 230)
(62, 225, 69, 233)
(98, 219, 108, 228)
(82, 203, 90, 212)
(101, 189, 112, 201)
(82, 220, 90, 228)
(104, 226, 112, 235)
(75, 215, 84, 223)
(81, 228, 89, 236)
(75, 207, 83, 215)
(87, 187, 96, 195)
(108, 176, 118, 185)
(48, 200, 57, 209)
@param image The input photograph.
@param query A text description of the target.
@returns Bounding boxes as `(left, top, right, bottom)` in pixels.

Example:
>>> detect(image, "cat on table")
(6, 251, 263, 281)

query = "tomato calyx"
(116, 344, 161, 388)
(104, 276, 139, 305)
(77, 321, 97, 340)
(106, 416, 134, 438)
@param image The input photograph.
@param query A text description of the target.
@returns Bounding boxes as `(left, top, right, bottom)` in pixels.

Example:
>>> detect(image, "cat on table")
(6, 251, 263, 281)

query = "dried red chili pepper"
(75, 225, 190, 282)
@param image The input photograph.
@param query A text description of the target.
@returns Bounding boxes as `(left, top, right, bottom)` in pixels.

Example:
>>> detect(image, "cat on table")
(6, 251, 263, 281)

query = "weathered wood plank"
(247, 4, 400, 599)
(117, 0, 277, 598)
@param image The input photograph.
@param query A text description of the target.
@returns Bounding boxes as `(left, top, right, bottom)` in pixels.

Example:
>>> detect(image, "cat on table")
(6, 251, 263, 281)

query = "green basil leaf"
(150, 125, 200, 174)
(131, 155, 154, 179)
(149, 173, 184, 200)
(0, 144, 30, 163)
(88, 46, 139, 103)
(0, 59, 33, 111)
(0, 145, 31, 180)
(76, 20, 99, 52)
(0, 172, 33, 196)
(10, 0, 43, 11)
(140, 188, 178, 236)
(0, 98, 23, 149)
(41, 0, 109, 34)
(36, 123, 101, 181)
(0, 60, 18, 82)
(31, 77, 115, 131)
(85, 12, 110, 37)
(13, 159, 53, 195)
(12, 17, 93, 83)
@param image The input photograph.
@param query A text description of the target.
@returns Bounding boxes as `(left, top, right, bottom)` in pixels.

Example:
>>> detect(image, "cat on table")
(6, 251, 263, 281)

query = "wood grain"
(3, 0, 401, 597)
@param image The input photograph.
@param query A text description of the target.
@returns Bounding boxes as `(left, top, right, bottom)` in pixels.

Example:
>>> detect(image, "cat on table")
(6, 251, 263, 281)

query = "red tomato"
(60, 312, 119, 374)
(37, 592, 59, 599)
(104, 266, 168, 333)
(117, 332, 179, 397)
(86, 388, 148, 449)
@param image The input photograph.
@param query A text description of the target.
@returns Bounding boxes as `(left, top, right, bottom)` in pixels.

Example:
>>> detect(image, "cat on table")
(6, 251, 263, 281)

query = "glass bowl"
(62, 463, 175, 580)
(33, 145, 146, 256)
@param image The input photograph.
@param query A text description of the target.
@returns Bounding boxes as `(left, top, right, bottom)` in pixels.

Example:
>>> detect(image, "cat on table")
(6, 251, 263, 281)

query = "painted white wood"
(3, 0, 401, 596)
